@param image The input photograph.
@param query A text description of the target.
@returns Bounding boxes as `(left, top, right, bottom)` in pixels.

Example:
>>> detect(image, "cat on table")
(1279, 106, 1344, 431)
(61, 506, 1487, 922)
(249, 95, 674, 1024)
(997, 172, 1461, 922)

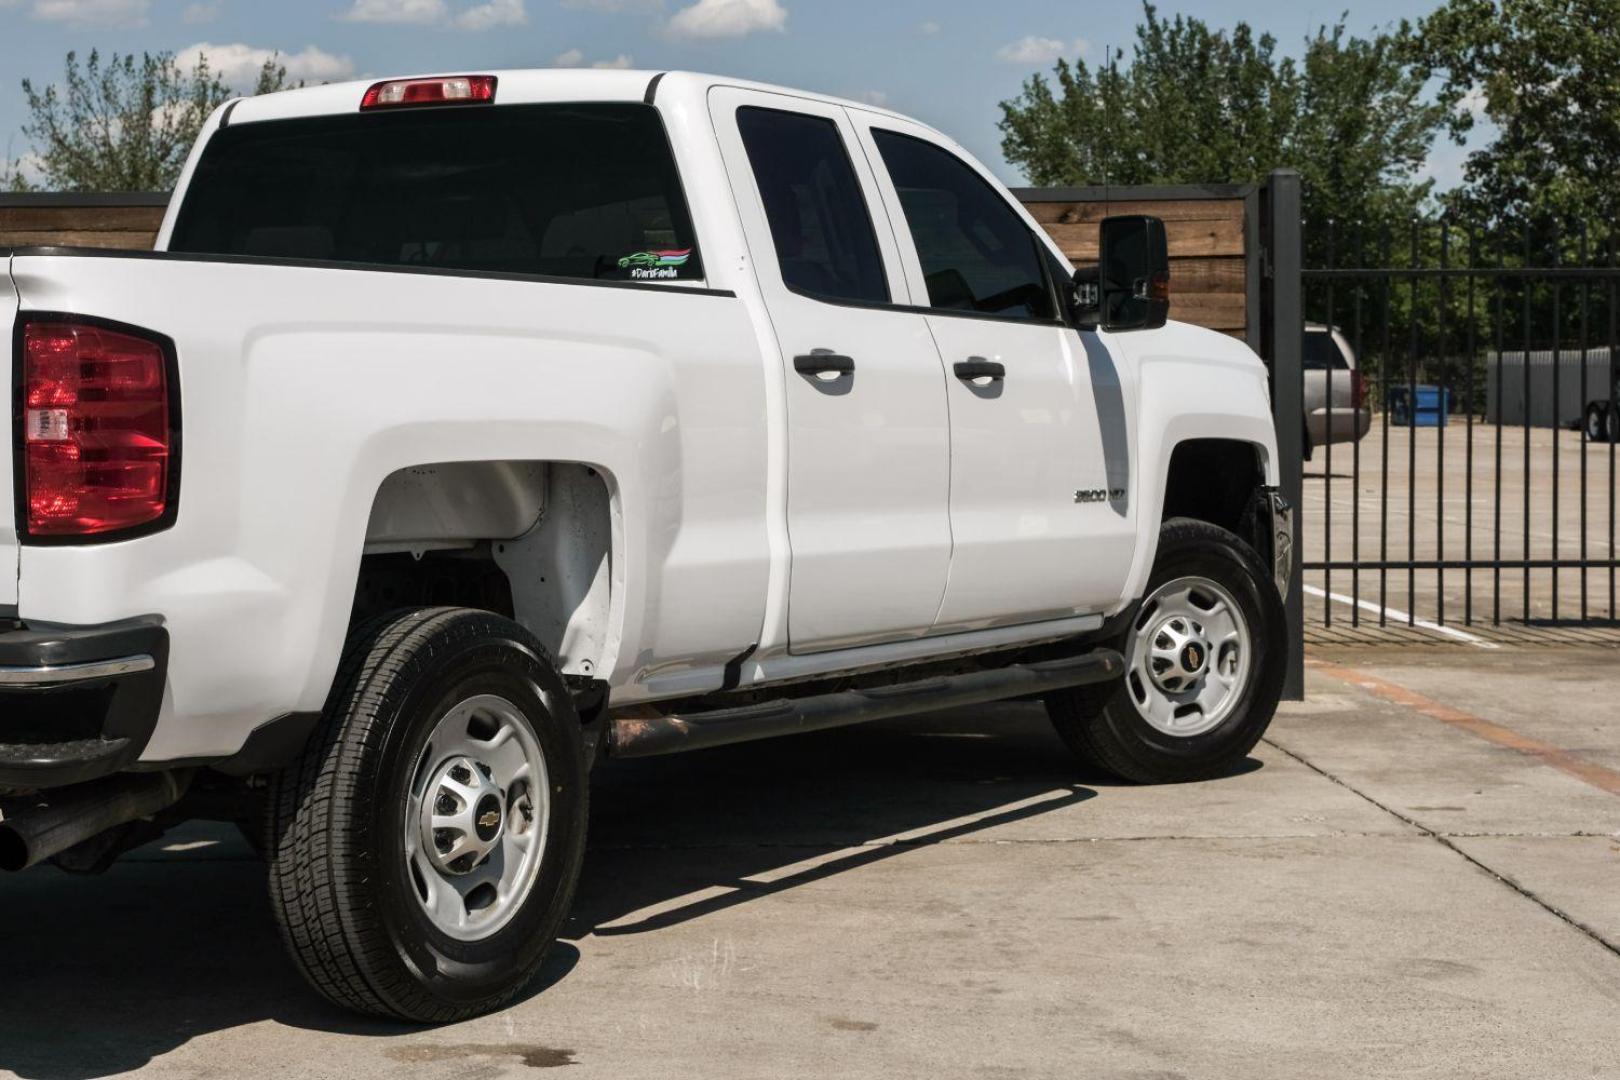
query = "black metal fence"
(1267, 174, 1620, 637)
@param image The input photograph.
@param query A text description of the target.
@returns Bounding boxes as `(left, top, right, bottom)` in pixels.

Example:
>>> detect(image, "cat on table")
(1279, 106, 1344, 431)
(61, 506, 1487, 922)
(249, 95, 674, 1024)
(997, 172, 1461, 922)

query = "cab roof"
(221, 68, 928, 134)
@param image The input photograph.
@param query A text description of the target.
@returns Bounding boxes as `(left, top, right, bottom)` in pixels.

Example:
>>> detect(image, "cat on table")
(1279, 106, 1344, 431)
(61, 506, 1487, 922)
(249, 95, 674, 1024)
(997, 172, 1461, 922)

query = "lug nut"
(449, 764, 472, 784)
(435, 793, 456, 815)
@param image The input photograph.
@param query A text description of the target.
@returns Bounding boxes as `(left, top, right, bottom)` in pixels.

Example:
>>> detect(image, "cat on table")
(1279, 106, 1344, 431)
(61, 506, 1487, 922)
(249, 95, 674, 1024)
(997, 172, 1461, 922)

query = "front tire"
(1047, 519, 1286, 783)
(266, 607, 587, 1022)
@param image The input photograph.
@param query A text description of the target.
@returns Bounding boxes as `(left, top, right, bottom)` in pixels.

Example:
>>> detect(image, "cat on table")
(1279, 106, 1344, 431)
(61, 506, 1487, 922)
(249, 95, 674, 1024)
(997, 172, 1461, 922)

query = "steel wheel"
(404, 694, 551, 942)
(1124, 575, 1252, 738)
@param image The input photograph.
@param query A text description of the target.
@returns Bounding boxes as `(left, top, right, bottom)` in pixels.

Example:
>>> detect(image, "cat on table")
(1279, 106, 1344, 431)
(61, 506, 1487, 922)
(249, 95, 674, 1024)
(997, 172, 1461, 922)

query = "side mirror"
(1071, 215, 1170, 332)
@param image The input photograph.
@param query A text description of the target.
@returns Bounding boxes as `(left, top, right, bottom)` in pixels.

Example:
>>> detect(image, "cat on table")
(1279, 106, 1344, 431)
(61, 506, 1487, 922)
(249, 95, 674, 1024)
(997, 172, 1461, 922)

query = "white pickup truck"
(0, 70, 1291, 1021)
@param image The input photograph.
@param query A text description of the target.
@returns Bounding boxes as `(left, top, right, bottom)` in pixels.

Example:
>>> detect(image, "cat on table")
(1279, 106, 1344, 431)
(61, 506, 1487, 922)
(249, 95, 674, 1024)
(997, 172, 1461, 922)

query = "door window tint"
(873, 130, 1055, 321)
(171, 104, 703, 283)
(735, 107, 890, 305)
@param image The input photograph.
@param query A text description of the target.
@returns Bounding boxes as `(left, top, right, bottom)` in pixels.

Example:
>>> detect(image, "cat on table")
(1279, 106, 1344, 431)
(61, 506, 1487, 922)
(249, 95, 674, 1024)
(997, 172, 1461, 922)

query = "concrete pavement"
(1, 647, 1617, 1079)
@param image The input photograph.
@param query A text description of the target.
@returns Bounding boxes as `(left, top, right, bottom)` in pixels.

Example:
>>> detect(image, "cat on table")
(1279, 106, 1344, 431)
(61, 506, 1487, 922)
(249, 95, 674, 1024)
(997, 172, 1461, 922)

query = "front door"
(711, 89, 953, 652)
(854, 116, 1138, 630)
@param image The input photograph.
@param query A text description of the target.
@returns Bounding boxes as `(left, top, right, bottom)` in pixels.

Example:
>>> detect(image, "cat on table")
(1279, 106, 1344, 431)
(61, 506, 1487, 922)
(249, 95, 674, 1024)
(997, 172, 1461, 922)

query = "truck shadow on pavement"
(0, 702, 1257, 1080)
(569, 703, 1116, 938)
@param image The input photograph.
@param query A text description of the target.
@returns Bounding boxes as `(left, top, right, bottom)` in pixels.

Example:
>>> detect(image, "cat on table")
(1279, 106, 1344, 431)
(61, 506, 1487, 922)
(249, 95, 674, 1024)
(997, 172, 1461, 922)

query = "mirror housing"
(1071, 214, 1170, 332)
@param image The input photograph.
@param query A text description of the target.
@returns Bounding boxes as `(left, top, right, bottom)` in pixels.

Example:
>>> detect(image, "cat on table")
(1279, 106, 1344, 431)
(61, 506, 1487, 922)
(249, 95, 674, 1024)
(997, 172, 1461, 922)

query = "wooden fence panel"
(1017, 187, 1254, 339)
(0, 195, 166, 251)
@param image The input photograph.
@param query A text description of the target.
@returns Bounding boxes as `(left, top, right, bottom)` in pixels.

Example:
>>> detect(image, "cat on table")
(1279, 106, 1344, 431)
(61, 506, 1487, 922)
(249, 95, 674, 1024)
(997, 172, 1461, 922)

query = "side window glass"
(736, 107, 890, 305)
(872, 130, 1055, 321)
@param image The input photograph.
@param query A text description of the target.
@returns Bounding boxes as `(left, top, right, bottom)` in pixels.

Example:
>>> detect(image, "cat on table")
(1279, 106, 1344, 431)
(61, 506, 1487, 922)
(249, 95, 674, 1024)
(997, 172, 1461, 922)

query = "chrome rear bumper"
(0, 655, 156, 688)
(0, 619, 168, 788)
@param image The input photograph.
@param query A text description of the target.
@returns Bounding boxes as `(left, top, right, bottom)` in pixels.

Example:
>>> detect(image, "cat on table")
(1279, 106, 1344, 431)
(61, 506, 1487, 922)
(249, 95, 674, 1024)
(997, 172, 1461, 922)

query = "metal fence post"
(1263, 169, 1306, 700)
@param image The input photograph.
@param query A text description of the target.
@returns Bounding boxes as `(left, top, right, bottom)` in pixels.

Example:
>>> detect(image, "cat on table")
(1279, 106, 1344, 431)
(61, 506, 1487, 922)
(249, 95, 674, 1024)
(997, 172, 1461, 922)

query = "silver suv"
(1304, 324, 1370, 460)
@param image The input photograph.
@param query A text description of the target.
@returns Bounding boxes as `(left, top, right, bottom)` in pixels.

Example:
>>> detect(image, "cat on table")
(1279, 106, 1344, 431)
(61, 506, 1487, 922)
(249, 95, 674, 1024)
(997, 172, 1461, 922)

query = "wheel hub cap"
(1126, 576, 1252, 738)
(404, 694, 551, 942)
(1147, 615, 1211, 694)
(421, 755, 507, 876)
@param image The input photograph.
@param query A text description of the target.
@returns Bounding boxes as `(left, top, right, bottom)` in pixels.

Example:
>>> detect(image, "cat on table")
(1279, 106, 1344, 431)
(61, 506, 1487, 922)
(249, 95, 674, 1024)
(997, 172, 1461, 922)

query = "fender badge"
(1074, 488, 1126, 504)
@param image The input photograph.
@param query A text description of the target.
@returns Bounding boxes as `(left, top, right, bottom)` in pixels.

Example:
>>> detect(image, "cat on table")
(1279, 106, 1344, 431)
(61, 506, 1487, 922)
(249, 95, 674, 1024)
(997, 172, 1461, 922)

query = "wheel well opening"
(355, 461, 614, 678)
(1162, 439, 1268, 554)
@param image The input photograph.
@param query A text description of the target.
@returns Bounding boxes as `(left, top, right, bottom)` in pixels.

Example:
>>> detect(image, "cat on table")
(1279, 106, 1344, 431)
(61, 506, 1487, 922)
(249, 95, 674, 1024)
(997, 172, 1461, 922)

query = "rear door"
(711, 88, 952, 652)
(0, 261, 17, 611)
(853, 115, 1138, 628)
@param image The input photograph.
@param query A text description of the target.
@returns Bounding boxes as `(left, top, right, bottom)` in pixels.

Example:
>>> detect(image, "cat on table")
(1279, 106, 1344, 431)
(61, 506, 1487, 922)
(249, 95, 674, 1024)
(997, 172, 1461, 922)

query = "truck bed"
(4, 246, 769, 760)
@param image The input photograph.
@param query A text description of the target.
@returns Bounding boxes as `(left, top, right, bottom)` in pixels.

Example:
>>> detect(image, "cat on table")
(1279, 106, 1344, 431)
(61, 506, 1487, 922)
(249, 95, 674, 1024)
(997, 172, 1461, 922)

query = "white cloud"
(336, 0, 446, 24)
(181, 1, 219, 22)
(454, 0, 524, 29)
(336, 0, 522, 30)
(562, 0, 662, 9)
(995, 34, 1086, 65)
(918, 20, 940, 35)
(177, 42, 356, 88)
(4, 151, 46, 187)
(1460, 85, 1489, 120)
(29, 0, 149, 26)
(858, 90, 888, 106)
(554, 48, 636, 69)
(666, 0, 786, 40)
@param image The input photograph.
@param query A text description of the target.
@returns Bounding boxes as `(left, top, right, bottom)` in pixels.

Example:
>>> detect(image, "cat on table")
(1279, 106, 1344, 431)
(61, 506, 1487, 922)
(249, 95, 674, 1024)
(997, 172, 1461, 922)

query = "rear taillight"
(19, 319, 176, 539)
(1351, 370, 1366, 410)
(360, 75, 497, 110)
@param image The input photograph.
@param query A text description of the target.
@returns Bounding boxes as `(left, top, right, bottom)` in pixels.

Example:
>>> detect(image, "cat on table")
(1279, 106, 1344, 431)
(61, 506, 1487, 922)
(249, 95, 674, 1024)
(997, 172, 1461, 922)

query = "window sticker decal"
(618, 248, 692, 280)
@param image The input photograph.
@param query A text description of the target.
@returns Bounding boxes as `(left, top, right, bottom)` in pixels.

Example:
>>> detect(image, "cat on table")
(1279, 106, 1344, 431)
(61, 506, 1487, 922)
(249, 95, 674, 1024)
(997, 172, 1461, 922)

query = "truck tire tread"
(266, 607, 581, 1022)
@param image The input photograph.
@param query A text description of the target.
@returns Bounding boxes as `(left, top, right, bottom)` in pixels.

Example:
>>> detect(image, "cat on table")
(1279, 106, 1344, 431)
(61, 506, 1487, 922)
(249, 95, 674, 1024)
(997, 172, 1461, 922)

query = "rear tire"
(266, 607, 587, 1022)
(1046, 519, 1286, 783)
(1587, 403, 1615, 443)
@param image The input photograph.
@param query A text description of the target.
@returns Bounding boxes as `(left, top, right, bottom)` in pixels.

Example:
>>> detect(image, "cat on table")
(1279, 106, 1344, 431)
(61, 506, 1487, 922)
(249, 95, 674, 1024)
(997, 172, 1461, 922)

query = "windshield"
(169, 103, 704, 284)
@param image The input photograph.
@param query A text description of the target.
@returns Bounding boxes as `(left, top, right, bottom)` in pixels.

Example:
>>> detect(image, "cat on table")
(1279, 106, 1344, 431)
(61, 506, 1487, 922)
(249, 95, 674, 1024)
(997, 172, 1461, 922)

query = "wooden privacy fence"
(1014, 184, 1258, 346)
(2, 187, 1261, 344)
(0, 192, 169, 250)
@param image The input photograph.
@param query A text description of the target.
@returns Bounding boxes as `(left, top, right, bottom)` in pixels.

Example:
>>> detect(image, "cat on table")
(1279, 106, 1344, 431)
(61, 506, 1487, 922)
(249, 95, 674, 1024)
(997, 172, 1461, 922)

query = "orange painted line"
(1307, 657, 1620, 798)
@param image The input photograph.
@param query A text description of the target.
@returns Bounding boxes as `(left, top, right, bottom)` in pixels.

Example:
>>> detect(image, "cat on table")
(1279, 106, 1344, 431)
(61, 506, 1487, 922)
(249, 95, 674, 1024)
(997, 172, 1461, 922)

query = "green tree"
(998, 4, 1447, 232)
(3, 49, 292, 192)
(1412, 0, 1620, 226)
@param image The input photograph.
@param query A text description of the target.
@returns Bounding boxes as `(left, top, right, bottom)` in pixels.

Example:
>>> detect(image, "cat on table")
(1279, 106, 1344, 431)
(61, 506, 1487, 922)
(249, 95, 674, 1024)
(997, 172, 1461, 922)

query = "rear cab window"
(734, 106, 890, 306)
(170, 103, 705, 285)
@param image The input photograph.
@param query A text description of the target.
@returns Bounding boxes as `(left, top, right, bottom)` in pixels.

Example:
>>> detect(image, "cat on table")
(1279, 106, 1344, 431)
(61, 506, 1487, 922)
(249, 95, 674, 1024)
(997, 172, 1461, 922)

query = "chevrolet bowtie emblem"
(478, 810, 501, 831)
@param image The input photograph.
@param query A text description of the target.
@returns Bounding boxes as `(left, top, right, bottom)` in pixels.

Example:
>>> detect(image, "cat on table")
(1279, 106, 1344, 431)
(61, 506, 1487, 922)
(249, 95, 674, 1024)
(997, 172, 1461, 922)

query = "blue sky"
(0, 0, 1472, 189)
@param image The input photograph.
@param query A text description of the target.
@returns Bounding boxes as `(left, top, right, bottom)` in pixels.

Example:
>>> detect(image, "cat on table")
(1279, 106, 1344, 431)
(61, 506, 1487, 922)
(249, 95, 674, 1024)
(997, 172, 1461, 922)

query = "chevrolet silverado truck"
(0, 70, 1292, 1021)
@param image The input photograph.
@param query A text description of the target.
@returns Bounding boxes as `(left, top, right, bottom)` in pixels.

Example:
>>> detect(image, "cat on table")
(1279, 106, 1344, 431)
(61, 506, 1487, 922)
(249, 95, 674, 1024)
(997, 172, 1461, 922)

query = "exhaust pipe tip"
(0, 826, 30, 873)
(0, 771, 190, 873)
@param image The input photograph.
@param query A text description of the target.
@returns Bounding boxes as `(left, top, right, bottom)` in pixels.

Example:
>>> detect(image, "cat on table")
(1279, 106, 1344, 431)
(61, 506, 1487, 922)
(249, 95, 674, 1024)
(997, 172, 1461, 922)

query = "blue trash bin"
(1389, 385, 1450, 427)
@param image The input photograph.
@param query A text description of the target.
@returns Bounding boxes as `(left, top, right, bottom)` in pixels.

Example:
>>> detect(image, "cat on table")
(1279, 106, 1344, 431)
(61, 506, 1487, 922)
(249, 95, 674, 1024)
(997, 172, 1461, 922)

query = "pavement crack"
(1263, 735, 1620, 963)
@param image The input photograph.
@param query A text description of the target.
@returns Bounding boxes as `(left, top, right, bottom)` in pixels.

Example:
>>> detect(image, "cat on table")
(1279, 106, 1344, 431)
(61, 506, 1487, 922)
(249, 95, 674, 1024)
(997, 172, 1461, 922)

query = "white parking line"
(1302, 584, 1499, 649)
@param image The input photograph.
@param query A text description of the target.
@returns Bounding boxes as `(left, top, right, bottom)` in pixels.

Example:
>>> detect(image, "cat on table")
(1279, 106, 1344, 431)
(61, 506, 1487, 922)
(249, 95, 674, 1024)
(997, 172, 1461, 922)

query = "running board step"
(607, 647, 1125, 759)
